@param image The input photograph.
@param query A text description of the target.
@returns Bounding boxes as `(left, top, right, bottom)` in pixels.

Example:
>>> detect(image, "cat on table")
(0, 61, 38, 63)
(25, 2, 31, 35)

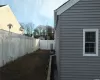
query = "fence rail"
(0, 30, 39, 67)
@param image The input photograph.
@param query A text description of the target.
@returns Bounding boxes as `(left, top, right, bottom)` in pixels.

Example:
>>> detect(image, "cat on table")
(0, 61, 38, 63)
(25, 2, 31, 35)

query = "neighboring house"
(55, 0, 100, 80)
(0, 5, 22, 34)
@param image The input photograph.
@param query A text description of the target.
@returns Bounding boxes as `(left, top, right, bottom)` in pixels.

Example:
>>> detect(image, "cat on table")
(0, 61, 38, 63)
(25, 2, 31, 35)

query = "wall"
(40, 40, 55, 50)
(0, 5, 22, 34)
(0, 30, 39, 67)
(58, 0, 100, 80)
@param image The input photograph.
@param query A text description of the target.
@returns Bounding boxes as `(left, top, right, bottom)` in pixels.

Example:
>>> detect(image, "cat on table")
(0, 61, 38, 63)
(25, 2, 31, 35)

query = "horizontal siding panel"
(81, 0, 99, 2)
(60, 64, 100, 67)
(71, 6, 100, 10)
(60, 40, 82, 42)
(60, 48, 82, 50)
(60, 33, 82, 37)
(60, 28, 100, 32)
(60, 47, 100, 50)
(60, 54, 83, 57)
(60, 66, 100, 68)
(60, 75, 100, 78)
(60, 47, 82, 50)
(60, 35, 82, 37)
(60, 58, 100, 60)
(60, 52, 100, 55)
(60, 76, 100, 78)
(60, 45, 100, 49)
(58, 0, 100, 80)
(60, 62, 100, 64)
(60, 21, 100, 23)
(60, 19, 100, 22)
(65, 10, 100, 13)
(60, 61, 100, 64)
(60, 78, 91, 80)
(61, 67, 100, 70)
(60, 50, 82, 53)
(60, 22, 100, 25)
(60, 42, 82, 45)
(59, 22, 100, 26)
(60, 54, 100, 57)
(60, 31, 82, 34)
(61, 12, 100, 15)
(61, 70, 100, 72)
(77, 2, 100, 4)
(60, 36, 83, 38)
(60, 27, 99, 29)
(60, 19, 100, 21)
(60, 78, 92, 80)
(61, 72, 100, 75)
(73, 5, 100, 7)
(60, 38, 82, 41)
(60, 25, 100, 28)
(61, 16, 100, 19)
(60, 45, 82, 48)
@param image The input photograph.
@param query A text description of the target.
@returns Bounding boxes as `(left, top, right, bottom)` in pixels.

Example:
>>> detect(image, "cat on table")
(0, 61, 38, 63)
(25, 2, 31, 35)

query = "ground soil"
(0, 50, 50, 80)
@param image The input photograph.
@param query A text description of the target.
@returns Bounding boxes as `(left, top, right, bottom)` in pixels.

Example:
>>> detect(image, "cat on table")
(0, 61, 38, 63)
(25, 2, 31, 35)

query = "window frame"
(83, 29, 99, 56)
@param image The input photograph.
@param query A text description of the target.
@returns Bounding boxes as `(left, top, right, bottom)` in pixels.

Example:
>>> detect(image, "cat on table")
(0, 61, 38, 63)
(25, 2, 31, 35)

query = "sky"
(0, 0, 67, 27)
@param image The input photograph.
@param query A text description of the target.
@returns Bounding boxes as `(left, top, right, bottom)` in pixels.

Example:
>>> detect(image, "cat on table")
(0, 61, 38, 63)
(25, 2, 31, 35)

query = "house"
(55, 0, 100, 80)
(0, 5, 22, 34)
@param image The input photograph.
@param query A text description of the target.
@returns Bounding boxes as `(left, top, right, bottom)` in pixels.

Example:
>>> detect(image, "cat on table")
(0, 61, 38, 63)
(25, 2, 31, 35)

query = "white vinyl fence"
(39, 40, 55, 50)
(0, 30, 39, 67)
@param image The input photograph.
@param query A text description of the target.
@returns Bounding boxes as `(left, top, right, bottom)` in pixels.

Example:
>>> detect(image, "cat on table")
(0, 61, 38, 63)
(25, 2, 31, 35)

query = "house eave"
(55, 0, 80, 15)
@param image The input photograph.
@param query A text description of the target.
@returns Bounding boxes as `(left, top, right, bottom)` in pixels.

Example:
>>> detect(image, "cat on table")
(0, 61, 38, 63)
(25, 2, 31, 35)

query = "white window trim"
(83, 29, 99, 56)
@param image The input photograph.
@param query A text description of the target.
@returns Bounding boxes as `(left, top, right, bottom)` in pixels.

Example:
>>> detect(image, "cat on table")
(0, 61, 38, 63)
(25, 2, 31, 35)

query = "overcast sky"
(0, 0, 67, 27)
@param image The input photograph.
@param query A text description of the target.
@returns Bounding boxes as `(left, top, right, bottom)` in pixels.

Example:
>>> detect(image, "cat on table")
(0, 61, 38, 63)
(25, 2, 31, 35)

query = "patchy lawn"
(0, 50, 50, 80)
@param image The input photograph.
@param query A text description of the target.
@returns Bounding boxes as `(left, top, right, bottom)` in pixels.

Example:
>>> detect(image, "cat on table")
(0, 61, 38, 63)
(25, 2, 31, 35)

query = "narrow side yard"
(0, 50, 50, 80)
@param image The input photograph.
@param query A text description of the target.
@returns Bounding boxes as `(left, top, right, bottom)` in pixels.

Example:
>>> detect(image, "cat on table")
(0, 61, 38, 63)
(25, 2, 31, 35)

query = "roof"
(55, 0, 80, 15)
(0, 5, 6, 7)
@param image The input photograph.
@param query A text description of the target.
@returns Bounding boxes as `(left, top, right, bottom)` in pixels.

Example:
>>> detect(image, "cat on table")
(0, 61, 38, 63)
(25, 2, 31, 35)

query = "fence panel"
(0, 30, 39, 67)
(33, 39, 40, 51)
(40, 40, 55, 50)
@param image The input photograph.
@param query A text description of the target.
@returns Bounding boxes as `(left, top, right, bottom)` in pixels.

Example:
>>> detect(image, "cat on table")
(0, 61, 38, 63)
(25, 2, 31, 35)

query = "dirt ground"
(0, 50, 50, 80)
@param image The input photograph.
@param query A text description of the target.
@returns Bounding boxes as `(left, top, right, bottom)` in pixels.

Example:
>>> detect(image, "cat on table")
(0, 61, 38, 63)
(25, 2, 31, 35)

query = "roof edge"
(0, 5, 6, 7)
(0, 4, 8, 7)
(55, 0, 80, 15)
(0, 5, 10, 9)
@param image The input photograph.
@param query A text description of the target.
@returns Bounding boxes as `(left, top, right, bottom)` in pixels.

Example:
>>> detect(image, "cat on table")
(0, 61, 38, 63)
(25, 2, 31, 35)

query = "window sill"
(83, 54, 98, 56)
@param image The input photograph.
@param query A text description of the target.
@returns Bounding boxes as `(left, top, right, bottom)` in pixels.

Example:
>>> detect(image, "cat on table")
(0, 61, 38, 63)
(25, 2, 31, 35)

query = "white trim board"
(56, 0, 80, 15)
(83, 29, 99, 56)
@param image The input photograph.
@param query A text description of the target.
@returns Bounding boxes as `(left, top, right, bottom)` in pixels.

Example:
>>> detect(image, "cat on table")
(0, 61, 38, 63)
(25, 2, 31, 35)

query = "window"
(83, 29, 98, 56)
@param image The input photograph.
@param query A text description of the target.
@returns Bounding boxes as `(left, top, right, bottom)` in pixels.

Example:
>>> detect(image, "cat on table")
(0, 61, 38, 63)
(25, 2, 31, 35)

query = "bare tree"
(20, 23, 34, 37)
(34, 25, 54, 39)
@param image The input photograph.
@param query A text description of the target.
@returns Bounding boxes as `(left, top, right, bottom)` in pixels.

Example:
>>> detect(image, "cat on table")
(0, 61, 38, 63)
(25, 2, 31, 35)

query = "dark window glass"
(85, 32, 95, 42)
(85, 32, 96, 53)
(85, 43, 95, 53)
